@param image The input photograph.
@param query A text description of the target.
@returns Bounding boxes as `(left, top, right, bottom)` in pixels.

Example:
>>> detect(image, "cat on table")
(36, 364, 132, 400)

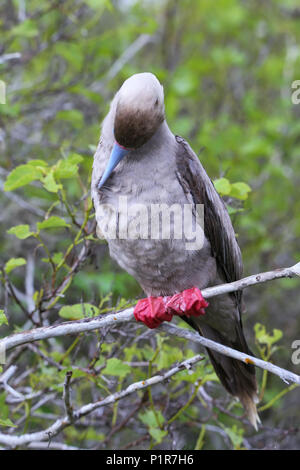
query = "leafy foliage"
(0, 0, 299, 451)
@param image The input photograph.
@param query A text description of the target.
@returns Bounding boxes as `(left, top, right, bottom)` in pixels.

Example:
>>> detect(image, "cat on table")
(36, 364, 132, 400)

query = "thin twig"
(91, 34, 155, 94)
(27, 441, 82, 450)
(25, 254, 35, 313)
(0, 176, 45, 217)
(63, 371, 73, 422)
(98, 397, 146, 448)
(120, 434, 149, 450)
(0, 354, 204, 447)
(0, 53, 22, 65)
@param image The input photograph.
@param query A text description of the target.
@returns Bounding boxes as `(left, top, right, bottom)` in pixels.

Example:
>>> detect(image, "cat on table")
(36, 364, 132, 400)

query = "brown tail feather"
(185, 319, 260, 429)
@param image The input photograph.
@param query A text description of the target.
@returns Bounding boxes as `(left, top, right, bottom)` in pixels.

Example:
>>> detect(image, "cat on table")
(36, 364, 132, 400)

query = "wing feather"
(175, 135, 243, 305)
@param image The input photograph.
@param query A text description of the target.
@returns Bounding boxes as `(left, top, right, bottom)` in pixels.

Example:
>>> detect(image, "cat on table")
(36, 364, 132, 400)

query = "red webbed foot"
(133, 296, 173, 329)
(134, 287, 208, 329)
(166, 287, 208, 318)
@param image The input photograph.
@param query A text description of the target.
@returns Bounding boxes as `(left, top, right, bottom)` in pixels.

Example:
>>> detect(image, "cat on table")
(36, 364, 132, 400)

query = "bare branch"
(201, 262, 300, 299)
(0, 176, 45, 217)
(0, 354, 204, 447)
(42, 243, 90, 311)
(0, 263, 299, 384)
(63, 371, 74, 422)
(158, 323, 300, 385)
(25, 254, 35, 313)
(91, 34, 156, 94)
(0, 53, 22, 65)
(27, 441, 82, 450)
(0, 365, 18, 384)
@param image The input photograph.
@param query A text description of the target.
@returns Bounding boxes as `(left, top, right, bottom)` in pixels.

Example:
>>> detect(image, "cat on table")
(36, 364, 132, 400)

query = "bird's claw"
(133, 287, 208, 329)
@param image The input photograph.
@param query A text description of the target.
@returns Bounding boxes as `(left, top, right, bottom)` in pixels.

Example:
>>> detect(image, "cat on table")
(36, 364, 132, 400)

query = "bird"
(91, 72, 260, 429)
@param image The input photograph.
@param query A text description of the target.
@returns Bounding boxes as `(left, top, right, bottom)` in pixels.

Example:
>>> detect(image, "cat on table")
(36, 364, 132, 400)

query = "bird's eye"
(154, 98, 159, 106)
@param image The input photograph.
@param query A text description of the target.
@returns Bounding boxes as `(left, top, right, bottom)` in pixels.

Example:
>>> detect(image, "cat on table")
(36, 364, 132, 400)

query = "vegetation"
(0, 0, 299, 450)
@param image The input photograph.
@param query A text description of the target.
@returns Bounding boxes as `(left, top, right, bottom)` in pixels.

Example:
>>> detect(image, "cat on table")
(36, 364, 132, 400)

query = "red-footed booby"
(91, 72, 259, 429)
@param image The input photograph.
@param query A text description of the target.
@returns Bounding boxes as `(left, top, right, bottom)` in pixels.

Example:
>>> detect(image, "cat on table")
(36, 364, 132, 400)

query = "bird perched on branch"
(91, 72, 260, 429)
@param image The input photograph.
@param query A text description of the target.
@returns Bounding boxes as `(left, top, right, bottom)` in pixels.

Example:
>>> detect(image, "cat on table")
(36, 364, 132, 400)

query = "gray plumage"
(91, 73, 259, 428)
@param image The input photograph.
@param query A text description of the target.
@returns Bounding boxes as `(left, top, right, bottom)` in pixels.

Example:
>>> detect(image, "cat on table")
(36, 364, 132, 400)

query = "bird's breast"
(94, 179, 214, 296)
(92, 131, 215, 296)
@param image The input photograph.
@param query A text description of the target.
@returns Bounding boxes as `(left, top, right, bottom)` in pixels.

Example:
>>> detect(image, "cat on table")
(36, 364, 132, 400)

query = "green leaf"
(226, 204, 244, 215)
(0, 418, 16, 428)
(85, 0, 113, 11)
(65, 154, 84, 165)
(37, 216, 70, 230)
(254, 323, 283, 346)
(241, 137, 272, 158)
(56, 110, 84, 129)
(42, 172, 62, 193)
(0, 310, 8, 326)
(4, 164, 44, 191)
(172, 71, 197, 96)
(157, 345, 183, 369)
(10, 19, 39, 38)
(139, 409, 165, 428)
(230, 182, 251, 200)
(59, 303, 99, 320)
(124, 345, 142, 362)
(7, 224, 34, 239)
(5, 257, 26, 274)
(52, 252, 64, 265)
(54, 43, 84, 69)
(54, 154, 83, 179)
(26, 160, 48, 168)
(102, 358, 131, 378)
(214, 177, 231, 196)
(149, 427, 168, 444)
(222, 424, 244, 448)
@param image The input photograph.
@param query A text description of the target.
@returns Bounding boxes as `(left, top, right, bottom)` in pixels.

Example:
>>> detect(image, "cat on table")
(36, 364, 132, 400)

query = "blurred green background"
(0, 0, 300, 450)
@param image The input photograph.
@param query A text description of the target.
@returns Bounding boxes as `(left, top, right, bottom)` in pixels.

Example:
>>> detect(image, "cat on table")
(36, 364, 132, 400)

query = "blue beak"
(97, 143, 130, 189)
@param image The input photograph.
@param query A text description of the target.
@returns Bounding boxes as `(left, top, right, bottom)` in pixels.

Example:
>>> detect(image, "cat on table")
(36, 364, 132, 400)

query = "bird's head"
(98, 73, 165, 189)
(114, 72, 165, 148)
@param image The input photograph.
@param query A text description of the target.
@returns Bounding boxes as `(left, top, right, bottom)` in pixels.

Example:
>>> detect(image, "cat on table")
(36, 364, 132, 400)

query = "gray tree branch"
(1, 262, 299, 385)
(0, 354, 204, 448)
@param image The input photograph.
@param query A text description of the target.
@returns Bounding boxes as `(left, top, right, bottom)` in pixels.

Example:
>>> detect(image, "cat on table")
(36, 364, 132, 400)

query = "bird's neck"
(135, 120, 175, 159)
